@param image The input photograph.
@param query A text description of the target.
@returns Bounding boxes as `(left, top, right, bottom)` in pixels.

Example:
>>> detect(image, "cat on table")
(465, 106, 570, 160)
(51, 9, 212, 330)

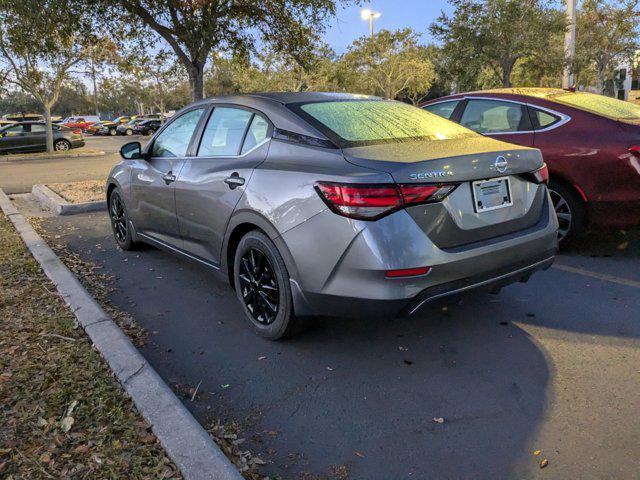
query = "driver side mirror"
(120, 141, 143, 160)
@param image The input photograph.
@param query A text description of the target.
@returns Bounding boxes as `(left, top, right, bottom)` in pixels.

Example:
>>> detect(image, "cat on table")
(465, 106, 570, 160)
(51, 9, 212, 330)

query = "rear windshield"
(549, 92, 640, 120)
(291, 100, 476, 148)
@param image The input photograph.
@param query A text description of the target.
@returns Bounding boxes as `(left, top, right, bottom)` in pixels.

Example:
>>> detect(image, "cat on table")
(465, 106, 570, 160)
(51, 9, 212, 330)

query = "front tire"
(549, 180, 586, 244)
(233, 231, 299, 340)
(126, 128, 133, 136)
(109, 128, 117, 136)
(108, 188, 138, 250)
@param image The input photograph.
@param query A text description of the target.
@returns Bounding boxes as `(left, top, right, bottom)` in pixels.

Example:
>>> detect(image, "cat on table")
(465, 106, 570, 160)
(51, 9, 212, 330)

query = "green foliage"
(574, 0, 640, 93)
(338, 29, 436, 103)
(430, 0, 566, 89)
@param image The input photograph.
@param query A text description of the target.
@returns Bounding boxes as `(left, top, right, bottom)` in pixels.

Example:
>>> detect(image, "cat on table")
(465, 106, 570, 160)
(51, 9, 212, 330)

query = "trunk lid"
(342, 136, 543, 183)
(342, 136, 548, 249)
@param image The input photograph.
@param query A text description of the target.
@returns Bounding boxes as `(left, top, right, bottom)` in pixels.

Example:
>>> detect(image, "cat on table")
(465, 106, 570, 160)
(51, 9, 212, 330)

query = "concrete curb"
(0, 151, 105, 163)
(32, 184, 106, 215)
(0, 188, 243, 480)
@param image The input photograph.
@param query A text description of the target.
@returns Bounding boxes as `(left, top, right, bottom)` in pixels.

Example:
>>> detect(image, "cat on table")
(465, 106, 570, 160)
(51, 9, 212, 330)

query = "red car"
(421, 88, 640, 241)
(61, 115, 101, 131)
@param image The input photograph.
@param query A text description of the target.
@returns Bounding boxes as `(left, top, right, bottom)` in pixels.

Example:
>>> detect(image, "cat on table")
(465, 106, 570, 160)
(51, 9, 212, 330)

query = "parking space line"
(552, 264, 640, 289)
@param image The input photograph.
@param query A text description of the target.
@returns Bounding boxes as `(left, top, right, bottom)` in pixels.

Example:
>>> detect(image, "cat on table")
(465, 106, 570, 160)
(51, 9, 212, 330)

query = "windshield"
(549, 92, 640, 120)
(292, 100, 477, 148)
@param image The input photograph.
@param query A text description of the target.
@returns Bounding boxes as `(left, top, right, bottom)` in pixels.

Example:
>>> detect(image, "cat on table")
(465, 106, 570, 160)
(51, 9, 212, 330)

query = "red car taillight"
(72, 129, 82, 134)
(531, 163, 549, 184)
(628, 145, 640, 155)
(315, 182, 457, 220)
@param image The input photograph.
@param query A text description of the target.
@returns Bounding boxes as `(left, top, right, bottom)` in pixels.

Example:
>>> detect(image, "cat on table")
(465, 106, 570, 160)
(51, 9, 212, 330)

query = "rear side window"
(529, 107, 561, 129)
(198, 107, 252, 157)
(241, 115, 269, 154)
(151, 108, 204, 158)
(460, 99, 528, 134)
(423, 100, 460, 120)
(30, 124, 46, 133)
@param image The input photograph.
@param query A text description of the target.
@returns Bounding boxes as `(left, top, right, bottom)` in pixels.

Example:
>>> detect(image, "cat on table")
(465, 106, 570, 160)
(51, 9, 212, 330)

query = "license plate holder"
(472, 176, 513, 213)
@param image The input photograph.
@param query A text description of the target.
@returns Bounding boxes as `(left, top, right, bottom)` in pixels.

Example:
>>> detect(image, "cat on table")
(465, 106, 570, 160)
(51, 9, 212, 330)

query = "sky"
(323, 0, 454, 53)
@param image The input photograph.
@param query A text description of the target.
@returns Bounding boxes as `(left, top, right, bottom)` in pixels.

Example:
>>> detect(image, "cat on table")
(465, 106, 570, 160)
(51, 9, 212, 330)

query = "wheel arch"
(222, 210, 300, 290)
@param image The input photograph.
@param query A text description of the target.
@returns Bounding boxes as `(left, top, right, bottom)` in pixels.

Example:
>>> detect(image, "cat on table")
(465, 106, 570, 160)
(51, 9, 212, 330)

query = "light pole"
(361, 8, 381, 39)
(563, 0, 576, 89)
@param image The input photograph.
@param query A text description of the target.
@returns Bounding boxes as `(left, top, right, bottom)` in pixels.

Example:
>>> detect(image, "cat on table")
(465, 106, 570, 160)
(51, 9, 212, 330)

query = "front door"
(459, 98, 535, 147)
(129, 107, 206, 249)
(175, 107, 271, 265)
(0, 124, 30, 152)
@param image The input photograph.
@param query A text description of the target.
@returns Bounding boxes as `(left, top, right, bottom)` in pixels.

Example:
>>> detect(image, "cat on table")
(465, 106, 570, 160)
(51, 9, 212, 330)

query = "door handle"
(162, 172, 176, 185)
(224, 173, 245, 189)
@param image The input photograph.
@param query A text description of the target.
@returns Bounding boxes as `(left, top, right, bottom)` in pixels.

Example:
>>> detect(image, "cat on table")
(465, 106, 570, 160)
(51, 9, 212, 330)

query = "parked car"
(0, 121, 84, 153)
(422, 88, 640, 242)
(116, 119, 145, 136)
(107, 93, 557, 339)
(0, 120, 16, 128)
(61, 116, 101, 130)
(113, 116, 132, 124)
(2, 113, 43, 122)
(85, 121, 106, 135)
(133, 119, 162, 136)
(97, 121, 120, 136)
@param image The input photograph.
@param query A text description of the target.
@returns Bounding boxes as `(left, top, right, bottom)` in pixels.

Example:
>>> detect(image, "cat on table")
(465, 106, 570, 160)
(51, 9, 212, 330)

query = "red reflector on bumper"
(385, 266, 431, 278)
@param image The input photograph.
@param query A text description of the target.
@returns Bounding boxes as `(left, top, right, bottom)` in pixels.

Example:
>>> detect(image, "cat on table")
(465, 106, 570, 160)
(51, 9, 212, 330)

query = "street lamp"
(361, 8, 381, 39)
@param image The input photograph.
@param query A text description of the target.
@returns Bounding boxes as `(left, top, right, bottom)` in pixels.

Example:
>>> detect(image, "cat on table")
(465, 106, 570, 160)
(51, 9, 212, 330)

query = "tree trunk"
(91, 57, 99, 116)
(502, 64, 512, 88)
(597, 67, 606, 94)
(43, 104, 54, 153)
(188, 61, 205, 102)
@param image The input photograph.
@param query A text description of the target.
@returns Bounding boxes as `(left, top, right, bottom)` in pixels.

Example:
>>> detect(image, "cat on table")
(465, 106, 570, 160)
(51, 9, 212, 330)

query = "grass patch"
(0, 213, 181, 479)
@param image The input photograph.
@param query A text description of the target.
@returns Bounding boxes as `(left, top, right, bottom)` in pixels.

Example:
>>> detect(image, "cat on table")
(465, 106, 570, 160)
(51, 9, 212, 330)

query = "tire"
(53, 139, 71, 152)
(108, 188, 138, 251)
(126, 128, 133, 136)
(548, 179, 586, 244)
(233, 230, 300, 340)
(109, 128, 117, 136)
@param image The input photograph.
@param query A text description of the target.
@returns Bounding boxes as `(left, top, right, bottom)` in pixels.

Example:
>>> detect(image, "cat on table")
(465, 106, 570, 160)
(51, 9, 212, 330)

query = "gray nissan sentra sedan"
(107, 92, 558, 339)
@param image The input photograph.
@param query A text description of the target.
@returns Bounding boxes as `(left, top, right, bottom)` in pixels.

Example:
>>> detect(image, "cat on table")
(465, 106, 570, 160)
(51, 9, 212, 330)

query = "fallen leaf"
(326, 366, 334, 371)
(258, 356, 266, 360)
(540, 459, 549, 468)
(433, 417, 445, 424)
(617, 241, 629, 251)
(60, 416, 74, 433)
(533, 450, 541, 456)
(355, 451, 365, 458)
(73, 444, 90, 454)
(221, 384, 230, 389)
(40, 453, 51, 463)
(399, 346, 408, 351)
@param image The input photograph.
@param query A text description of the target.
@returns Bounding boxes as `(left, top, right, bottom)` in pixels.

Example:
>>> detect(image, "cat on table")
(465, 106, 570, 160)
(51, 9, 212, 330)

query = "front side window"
(198, 107, 252, 157)
(293, 100, 475, 148)
(460, 100, 527, 134)
(423, 100, 460, 120)
(151, 108, 204, 158)
(2, 125, 26, 136)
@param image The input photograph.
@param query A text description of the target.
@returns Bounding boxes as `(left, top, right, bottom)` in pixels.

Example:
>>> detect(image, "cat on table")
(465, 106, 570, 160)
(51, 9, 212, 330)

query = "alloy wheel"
(549, 189, 572, 242)
(54, 140, 69, 151)
(238, 248, 279, 325)
(109, 193, 128, 243)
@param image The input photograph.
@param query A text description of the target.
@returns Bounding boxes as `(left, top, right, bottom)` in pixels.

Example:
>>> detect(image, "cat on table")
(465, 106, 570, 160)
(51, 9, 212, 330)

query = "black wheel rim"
(549, 189, 572, 242)
(110, 194, 127, 243)
(238, 248, 279, 325)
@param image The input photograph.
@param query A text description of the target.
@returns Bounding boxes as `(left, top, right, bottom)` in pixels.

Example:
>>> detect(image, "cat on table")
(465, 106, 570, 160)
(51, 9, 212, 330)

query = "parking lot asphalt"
(0, 135, 148, 194)
(38, 211, 640, 479)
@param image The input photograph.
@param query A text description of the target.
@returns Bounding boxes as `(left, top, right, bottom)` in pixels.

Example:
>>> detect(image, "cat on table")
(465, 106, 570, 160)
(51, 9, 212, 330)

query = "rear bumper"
(283, 188, 558, 318)
(70, 139, 85, 149)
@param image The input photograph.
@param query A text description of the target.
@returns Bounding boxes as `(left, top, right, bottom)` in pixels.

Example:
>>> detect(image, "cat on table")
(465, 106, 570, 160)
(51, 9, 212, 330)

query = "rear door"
(129, 106, 206, 249)
(174, 106, 272, 265)
(459, 98, 534, 147)
(26, 123, 47, 150)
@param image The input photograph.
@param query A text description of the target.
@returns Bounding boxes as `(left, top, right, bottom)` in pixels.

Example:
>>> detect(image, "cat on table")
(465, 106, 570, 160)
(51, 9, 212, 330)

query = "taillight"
(531, 163, 549, 184)
(73, 129, 82, 134)
(629, 145, 640, 155)
(386, 266, 431, 278)
(315, 182, 457, 220)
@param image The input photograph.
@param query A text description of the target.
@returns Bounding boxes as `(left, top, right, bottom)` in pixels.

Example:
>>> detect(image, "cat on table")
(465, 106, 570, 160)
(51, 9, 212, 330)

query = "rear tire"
(233, 230, 300, 340)
(548, 180, 586, 244)
(108, 188, 138, 251)
(53, 139, 71, 152)
(126, 128, 133, 136)
(109, 128, 117, 136)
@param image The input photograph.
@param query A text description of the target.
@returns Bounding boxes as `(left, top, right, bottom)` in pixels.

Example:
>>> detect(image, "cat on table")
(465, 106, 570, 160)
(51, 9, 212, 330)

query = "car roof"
(193, 91, 381, 107)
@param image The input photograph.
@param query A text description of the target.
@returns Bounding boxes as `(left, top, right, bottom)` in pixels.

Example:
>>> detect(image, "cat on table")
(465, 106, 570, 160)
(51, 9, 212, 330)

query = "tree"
(339, 29, 436, 103)
(430, 0, 565, 89)
(0, 0, 98, 151)
(574, 0, 640, 94)
(114, 0, 355, 102)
